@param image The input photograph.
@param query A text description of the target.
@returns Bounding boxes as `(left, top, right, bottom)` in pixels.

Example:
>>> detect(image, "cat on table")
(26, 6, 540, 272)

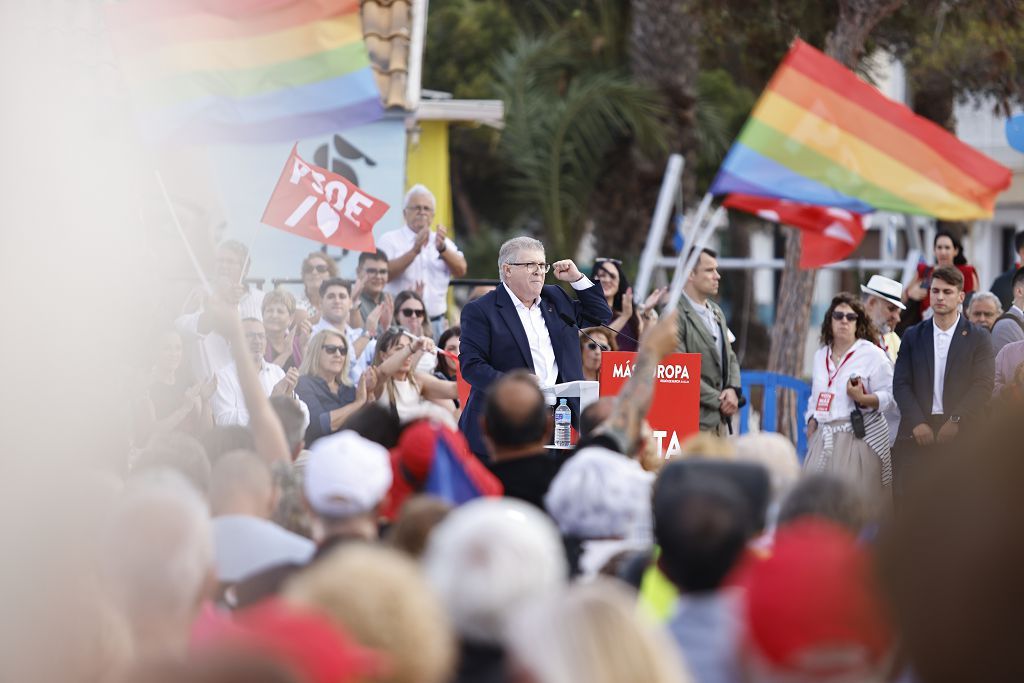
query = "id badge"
(816, 392, 834, 412)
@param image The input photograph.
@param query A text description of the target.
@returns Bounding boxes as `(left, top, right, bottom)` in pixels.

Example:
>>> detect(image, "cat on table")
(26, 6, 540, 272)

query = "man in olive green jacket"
(676, 248, 742, 434)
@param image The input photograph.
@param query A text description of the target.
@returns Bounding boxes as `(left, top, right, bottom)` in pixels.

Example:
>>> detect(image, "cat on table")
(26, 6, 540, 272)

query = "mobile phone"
(850, 408, 866, 439)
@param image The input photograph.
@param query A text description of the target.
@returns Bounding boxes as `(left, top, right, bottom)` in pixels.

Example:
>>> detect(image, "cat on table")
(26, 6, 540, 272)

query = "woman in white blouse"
(371, 327, 459, 425)
(805, 292, 894, 504)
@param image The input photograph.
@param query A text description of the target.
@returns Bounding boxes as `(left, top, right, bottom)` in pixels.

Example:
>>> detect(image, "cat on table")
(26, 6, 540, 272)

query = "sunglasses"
(595, 257, 623, 265)
(585, 342, 604, 351)
(831, 311, 859, 322)
(303, 263, 330, 274)
(400, 308, 425, 318)
(323, 344, 348, 356)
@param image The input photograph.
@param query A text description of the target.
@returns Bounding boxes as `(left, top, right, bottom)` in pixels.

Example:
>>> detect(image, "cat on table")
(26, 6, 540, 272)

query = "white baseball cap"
(304, 431, 393, 518)
(860, 275, 906, 310)
(544, 446, 654, 539)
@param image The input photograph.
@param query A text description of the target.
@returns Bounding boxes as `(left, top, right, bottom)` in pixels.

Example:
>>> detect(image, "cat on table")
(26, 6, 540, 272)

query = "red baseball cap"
(736, 520, 893, 678)
(217, 599, 386, 683)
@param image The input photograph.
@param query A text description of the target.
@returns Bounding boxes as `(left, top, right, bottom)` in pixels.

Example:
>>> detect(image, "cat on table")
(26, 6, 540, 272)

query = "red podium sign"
(599, 351, 702, 459)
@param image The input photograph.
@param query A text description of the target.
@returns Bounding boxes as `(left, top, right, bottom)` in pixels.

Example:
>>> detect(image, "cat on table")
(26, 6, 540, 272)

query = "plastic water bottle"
(554, 399, 572, 448)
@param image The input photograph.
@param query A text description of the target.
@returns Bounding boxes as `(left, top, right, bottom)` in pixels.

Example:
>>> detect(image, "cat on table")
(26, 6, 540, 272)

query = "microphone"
(581, 313, 640, 346)
(559, 312, 610, 351)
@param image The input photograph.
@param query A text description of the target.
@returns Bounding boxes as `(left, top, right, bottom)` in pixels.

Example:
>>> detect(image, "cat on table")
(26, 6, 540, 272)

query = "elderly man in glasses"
(211, 318, 309, 428)
(378, 184, 467, 339)
(458, 236, 612, 459)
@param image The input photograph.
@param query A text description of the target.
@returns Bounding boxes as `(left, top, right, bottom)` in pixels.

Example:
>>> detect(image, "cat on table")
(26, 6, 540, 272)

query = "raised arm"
(207, 298, 291, 464)
(416, 371, 458, 400)
(594, 312, 678, 455)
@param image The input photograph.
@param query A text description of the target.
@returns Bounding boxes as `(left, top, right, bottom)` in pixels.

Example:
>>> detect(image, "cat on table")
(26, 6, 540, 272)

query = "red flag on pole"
(723, 194, 866, 269)
(261, 145, 389, 252)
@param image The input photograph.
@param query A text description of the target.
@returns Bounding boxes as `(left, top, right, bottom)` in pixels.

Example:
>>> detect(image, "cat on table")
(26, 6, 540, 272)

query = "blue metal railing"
(739, 371, 812, 460)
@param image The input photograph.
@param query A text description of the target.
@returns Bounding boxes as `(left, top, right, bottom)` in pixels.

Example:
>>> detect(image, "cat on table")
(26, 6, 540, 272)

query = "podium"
(541, 380, 600, 450)
(599, 351, 702, 459)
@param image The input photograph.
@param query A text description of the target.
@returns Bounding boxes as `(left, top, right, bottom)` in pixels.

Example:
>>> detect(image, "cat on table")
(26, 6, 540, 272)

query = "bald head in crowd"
(209, 450, 276, 519)
(101, 470, 214, 660)
(483, 370, 551, 462)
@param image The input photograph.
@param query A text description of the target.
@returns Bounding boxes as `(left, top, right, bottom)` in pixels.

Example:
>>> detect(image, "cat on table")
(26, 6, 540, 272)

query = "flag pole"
(666, 194, 716, 309)
(155, 170, 213, 295)
(666, 205, 726, 310)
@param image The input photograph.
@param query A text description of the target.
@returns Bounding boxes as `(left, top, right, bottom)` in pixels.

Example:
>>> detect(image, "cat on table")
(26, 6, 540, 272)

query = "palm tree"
(493, 32, 667, 257)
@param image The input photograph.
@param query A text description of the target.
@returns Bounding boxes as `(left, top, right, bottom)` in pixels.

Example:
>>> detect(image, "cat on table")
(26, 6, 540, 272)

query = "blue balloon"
(1007, 114, 1024, 153)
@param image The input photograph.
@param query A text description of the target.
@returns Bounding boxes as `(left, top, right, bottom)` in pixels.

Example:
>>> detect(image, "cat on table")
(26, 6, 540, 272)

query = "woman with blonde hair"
(284, 544, 456, 683)
(506, 579, 693, 683)
(295, 330, 376, 445)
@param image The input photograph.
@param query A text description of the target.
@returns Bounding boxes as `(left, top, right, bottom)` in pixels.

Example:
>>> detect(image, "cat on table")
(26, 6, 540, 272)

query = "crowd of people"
(48, 206, 1024, 683)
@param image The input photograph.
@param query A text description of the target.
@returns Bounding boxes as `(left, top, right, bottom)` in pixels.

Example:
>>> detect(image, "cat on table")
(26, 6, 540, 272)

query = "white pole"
(634, 154, 684, 301)
(665, 194, 715, 308)
(682, 191, 713, 249)
(666, 206, 726, 310)
(155, 170, 213, 294)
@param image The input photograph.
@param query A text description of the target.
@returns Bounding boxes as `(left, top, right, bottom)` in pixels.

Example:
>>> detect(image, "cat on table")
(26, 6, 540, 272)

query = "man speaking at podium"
(459, 236, 612, 459)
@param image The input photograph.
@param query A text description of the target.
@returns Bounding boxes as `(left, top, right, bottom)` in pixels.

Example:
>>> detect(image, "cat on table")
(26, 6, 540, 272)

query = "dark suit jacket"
(990, 266, 1017, 312)
(458, 282, 612, 457)
(892, 315, 994, 439)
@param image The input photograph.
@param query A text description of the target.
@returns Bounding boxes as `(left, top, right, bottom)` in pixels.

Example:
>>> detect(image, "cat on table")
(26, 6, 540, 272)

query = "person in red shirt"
(903, 230, 980, 321)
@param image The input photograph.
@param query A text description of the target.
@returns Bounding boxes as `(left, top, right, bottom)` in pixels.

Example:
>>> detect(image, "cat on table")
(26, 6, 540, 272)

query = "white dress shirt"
(932, 314, 960, 414)
(502, 278, 594, 389)
(175, 286, 267, 382)
(378, 224, 463, 317)
(212, 359, 285, 426)
(805, 338, 894, 423)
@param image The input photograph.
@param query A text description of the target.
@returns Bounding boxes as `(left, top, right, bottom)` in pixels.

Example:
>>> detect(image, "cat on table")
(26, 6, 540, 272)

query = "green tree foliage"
(494, 32, 667, 256)
(421, 0, 517, 99)
(698, 1, 838, 91)
(694, 69, 757, 192)
(875, 0, 1023, 123)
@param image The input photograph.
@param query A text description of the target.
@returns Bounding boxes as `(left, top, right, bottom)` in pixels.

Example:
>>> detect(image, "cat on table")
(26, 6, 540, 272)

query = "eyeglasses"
(831, 311, 859, 322)
(322, 344, 348, 356)
(303, 263, 329, 274)
(362, 267, 387, 276)
(400, 308, 426, 318)
(508, 262, 551, 274)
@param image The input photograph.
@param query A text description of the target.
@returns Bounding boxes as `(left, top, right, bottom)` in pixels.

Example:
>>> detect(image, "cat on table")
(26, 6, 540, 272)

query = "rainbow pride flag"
(710, 40, 1011, 220)
(105, 0, 384, 144)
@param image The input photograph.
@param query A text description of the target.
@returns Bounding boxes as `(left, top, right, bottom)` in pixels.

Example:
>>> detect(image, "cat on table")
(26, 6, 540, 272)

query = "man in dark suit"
(458, 236, 612, 459)
(990, 231, 1024, 311)
(893, 265, 994, 494)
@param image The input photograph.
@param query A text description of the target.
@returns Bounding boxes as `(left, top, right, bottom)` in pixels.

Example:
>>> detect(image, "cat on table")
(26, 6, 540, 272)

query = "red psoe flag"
(723, 194, 866, 269)
(262, 145, 389, 252)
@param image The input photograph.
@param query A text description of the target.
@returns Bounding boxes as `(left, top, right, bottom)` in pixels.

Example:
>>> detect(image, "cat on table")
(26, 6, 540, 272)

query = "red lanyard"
(826, 349, 856, 387)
